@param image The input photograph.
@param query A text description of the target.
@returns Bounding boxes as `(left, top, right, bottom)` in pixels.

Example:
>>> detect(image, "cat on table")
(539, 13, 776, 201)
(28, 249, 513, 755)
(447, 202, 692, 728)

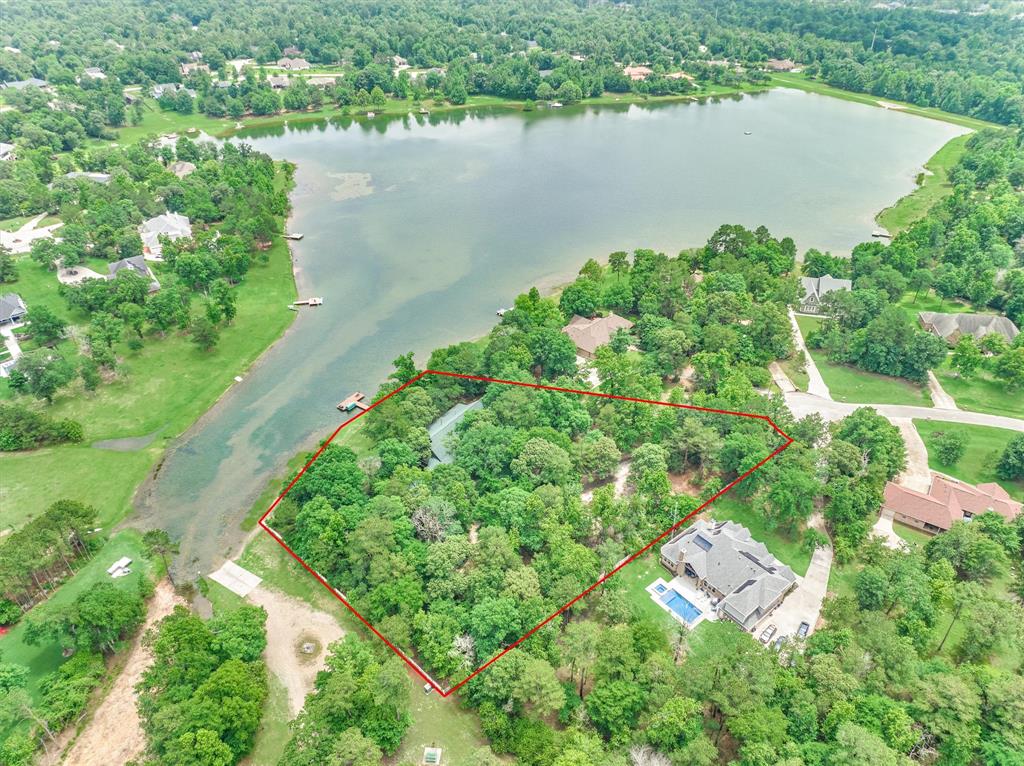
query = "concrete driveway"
(871, 508, 908, 550)
(891, 417, 931, 492)
(789, 310, 831, 400)
(783, 392, 1024, 432)
(752, 514, 832, 642)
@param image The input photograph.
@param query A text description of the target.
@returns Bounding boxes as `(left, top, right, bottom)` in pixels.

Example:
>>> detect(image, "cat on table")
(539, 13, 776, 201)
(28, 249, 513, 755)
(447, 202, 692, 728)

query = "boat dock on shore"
(337, 392, 370, 412)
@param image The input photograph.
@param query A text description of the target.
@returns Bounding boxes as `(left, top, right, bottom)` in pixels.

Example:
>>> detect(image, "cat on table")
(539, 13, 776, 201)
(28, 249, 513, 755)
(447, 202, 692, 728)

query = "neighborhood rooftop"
(883, 475, 1022, 534)
(917, 311, 1019, 344)
(562, 312, 634, 359)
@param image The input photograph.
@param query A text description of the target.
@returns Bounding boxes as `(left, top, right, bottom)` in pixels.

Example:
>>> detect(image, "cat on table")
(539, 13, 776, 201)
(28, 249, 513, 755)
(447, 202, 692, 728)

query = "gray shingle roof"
(800, 274, 851, 303)
(661, 519, 796, 629)
(0, 292, 27, 323)
(427, 399, 483, 466)
(918, 311, 1019, 343)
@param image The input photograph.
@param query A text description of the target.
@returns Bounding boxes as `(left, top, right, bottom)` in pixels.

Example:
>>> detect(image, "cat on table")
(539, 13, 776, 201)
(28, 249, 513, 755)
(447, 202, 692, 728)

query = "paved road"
(789, 311, 831, 399)
(891, 417, 932, 492)
(784, 392, 1024, 432)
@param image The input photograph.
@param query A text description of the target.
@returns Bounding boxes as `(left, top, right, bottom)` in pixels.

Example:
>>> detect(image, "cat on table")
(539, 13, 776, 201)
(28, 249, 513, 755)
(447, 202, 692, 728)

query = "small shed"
(423, 747, 442, 765)
(106, 557, 132, 577)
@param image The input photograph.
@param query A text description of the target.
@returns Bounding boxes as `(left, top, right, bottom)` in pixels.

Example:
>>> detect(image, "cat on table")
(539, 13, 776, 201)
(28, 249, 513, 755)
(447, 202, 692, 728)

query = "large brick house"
(882, 476, 1022, 535)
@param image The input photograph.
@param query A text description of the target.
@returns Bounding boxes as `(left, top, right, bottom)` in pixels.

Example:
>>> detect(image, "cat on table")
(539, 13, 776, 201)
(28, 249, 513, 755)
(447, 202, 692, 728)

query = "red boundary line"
(258, 370, 793, 697)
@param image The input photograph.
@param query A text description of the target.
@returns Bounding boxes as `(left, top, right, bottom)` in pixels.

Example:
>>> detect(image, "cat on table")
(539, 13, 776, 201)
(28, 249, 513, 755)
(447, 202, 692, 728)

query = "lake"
(132, 88, 968, 578)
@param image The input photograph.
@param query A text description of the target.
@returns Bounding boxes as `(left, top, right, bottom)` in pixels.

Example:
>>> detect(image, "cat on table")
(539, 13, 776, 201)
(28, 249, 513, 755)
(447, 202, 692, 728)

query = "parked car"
(797, 621, 811, 638)
(773, 635, 786, 651)
(759, 624, 777, 643)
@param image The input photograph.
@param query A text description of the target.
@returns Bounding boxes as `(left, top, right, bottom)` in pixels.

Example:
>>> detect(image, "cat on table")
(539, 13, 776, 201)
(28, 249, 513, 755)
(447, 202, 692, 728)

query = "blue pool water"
(660, 590, 702, 624)
(654, 584, 667, 594)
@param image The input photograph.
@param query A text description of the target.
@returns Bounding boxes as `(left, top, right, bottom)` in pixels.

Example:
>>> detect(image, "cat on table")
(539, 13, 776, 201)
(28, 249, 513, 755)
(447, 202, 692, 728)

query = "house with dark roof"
(917, 311, 1019, 345)
(108, 256, 160, 292)
(0, 293, 28, 324)
(799, 274, 852, 314)
(0, 78, 49, 91)
(883, 476, 1022, 534)
(277, 57, 311, 71)
(562, 313, 634, 360)
(660, 519, 797, 630)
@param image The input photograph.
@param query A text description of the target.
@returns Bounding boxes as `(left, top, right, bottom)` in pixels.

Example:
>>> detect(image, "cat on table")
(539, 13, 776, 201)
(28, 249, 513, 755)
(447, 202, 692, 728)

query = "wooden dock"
(284, 233, 304, 240)
(293, 297, 323, 306)
(337, 392, 370, 412)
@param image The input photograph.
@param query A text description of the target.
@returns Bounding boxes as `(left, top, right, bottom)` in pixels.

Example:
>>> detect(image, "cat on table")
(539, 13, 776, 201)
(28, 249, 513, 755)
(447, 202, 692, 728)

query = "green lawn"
(876, 134, 971, 234)
(0, 230, 296, 536)
(893, 521, 933, 548)
(913, 420, 1024, 501)
(932, 361, 1021, 420)
(896, 290, 979, 326)
(794, 315, 931, 406)
(768, 72, 998, 130)
(616, 553, 679, 633)
(0, 531, 154, 711)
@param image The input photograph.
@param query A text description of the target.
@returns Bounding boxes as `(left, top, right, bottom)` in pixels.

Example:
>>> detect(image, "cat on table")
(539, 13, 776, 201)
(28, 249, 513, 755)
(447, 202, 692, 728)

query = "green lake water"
(133, 88, 968, 578)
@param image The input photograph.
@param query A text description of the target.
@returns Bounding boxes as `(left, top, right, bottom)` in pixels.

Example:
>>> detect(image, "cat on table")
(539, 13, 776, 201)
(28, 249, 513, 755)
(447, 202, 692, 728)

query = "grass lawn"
(768, 73, 997, 130)
(932, 361, 1021, 420)
(896, 290, 979, 325)
(913, 420, 1024, 501)
(876, 134, 970, 234)
(0, 229, 296, 536)
(705, 498, 811, 576)
(0, 530, 154, 711)
(616, 553, 680, 634)
(794, 315, 932, 406)
(893, 521, 933, 548)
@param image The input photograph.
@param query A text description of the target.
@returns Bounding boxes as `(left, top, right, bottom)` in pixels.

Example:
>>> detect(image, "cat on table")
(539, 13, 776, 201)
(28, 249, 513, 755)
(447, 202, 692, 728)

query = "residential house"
(82, 67, 106, 80)
(282, 46, 302, 57)
(0, 293, 28, 325)
(108, 256, 160, 292)
(180, 61, 210, 76)
(64, 171, 112, 184)
(168, 160, 196, 178)
(152, 83, 196, 99)
(666, 71, 694, 81)
(623, 64, 653, 80)
(306, 75, 338, 88)
(267, 75, 290, 89)
(138, 212, 191, 260)
(917, 311, 1019, 345)
(882, 476, 1022, 534)
(0, 142, 14, 162)
(427, 399, 483, 466)
(562, 313, 635, 359)
(764, 58, 797, 71)
(0, 78, 49, 91)
(799, 274, 852, 314)
(393, 55, 410, 73)
(660, 519, 798, 631)
(277, 57, 311, 71)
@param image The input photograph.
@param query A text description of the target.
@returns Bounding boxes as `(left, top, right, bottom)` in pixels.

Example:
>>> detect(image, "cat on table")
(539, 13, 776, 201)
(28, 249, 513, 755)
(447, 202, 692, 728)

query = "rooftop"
(883, 475, 1022, 531)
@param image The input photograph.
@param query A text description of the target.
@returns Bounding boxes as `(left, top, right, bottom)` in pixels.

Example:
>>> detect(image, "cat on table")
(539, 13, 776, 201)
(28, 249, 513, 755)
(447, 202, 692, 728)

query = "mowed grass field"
(876, 134, 971, 234)
(932, 360, 1022, 420)
(0, 227, 296, 535)
(794, 315, 932, 406)
(914, 420, 1024, 501)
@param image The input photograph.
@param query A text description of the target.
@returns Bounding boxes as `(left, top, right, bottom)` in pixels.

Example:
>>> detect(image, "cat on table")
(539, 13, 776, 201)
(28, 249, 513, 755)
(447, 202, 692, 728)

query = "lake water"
(132, 88, 967, 578)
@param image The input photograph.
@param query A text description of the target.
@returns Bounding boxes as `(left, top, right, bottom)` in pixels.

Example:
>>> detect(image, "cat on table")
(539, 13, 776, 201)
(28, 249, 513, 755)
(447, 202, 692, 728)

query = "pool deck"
(645, 576, 717, 629)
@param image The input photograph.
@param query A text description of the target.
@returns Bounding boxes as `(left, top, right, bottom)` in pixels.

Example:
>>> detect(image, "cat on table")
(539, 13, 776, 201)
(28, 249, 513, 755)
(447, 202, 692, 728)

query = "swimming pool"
(660, 590, 702, 624)
(654, 583, 667, 594)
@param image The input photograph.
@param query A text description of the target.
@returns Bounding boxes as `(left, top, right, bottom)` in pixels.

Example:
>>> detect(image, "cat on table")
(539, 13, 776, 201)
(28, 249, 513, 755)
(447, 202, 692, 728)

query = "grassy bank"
(877, 133, 971, 234)
(768, 72, 999, 131)
(913, 420, 1024, 501)
(932, 360, 1023, 420)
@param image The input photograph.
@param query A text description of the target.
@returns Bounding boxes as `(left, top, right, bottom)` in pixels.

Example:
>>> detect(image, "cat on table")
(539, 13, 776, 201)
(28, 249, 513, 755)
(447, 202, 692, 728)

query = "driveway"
(769, 362, 797, 393)
(789, 310, 831, 400)
(0, 322, 24, 377)
(871, 508, 908, 550)
(783, 392, 1024, 432)
(752, 514, 832, 641)
(926, 371, 958, 410)
(891, 417, 931, 492)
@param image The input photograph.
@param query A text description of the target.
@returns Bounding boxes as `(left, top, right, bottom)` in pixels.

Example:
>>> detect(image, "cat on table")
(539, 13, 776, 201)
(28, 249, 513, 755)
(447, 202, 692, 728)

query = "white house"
(138, 212, 191, 260)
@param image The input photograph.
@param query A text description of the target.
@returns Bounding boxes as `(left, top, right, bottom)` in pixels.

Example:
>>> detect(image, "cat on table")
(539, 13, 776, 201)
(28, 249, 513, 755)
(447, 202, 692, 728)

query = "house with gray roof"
(799, 274, 851, 314)
(108, 256, 160, 292)
(138, 212, 191, 260)
(0, 142, 14, 162)
(151, 83, 196, 99)
(660, 519, 797, 631)
(0, 293, 28, 325)
(65, 171, 111, 184)
(918, 311, 1019, 345)
(427, 399, 483, 467)
(0, 78, 49, 91)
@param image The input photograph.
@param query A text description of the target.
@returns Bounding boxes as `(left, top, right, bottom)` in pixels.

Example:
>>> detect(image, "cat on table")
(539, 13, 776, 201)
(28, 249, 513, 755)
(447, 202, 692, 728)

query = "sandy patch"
(246, 584, 345, 716)
(328, 172, 374, 201)
(58, 580, 185, 766)
(877, 100, 906, 110)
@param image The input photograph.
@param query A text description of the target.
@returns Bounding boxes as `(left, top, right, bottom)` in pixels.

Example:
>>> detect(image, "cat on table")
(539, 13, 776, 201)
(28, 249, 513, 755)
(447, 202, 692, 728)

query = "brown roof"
(623, 65, 653, 80)
(562, 313, 634, 356)
(883, 476, 1022, 531)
